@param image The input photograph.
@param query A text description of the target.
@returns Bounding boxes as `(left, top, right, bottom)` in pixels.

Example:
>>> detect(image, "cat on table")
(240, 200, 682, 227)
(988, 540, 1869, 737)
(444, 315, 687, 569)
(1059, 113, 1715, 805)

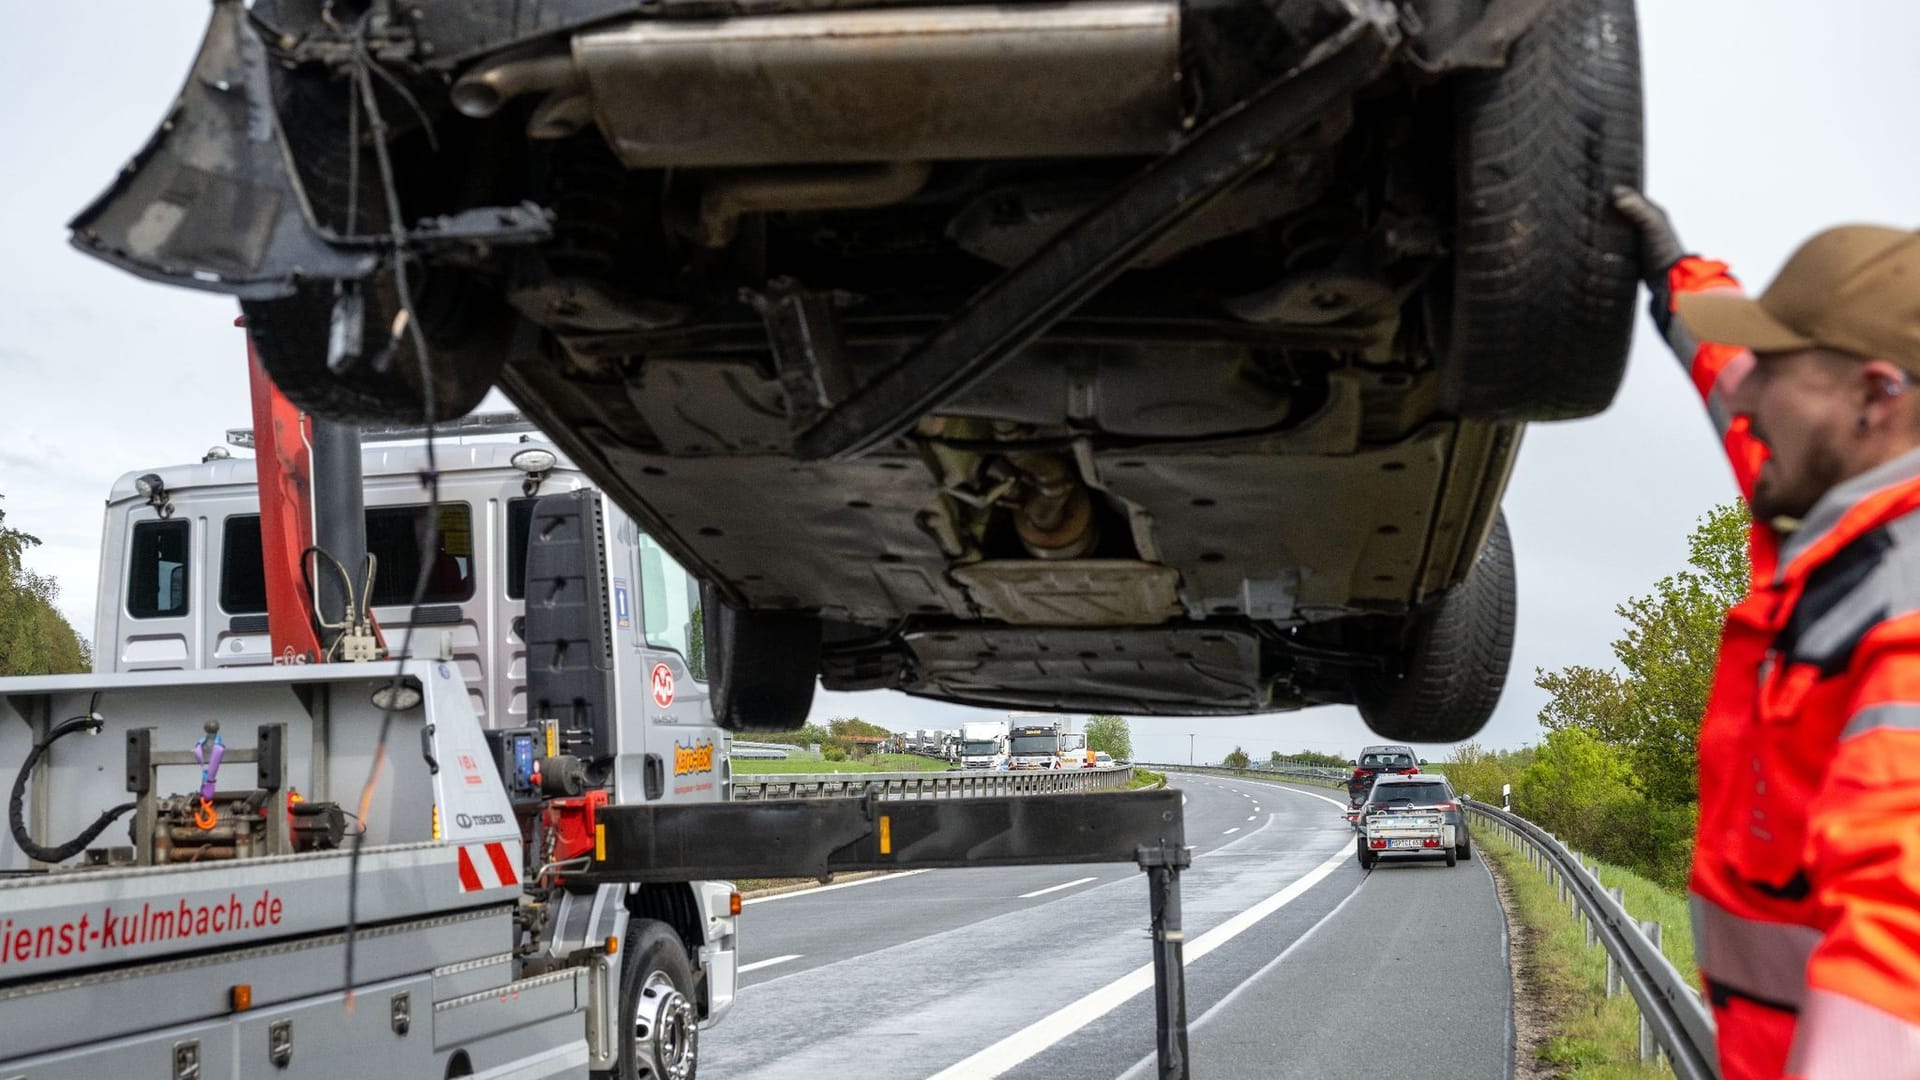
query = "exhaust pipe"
(453, 2, 1182, 167)
(695, 162, 932, 247)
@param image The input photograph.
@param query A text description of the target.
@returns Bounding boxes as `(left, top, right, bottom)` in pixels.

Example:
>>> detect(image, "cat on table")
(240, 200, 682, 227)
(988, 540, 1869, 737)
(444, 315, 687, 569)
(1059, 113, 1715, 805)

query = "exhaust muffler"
(454, 2, 1182, 168)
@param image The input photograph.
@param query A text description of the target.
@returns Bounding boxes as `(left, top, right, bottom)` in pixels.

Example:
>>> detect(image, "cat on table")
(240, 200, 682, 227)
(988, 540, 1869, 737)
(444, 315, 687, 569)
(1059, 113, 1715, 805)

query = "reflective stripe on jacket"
(1666, 256, 1920, 1079)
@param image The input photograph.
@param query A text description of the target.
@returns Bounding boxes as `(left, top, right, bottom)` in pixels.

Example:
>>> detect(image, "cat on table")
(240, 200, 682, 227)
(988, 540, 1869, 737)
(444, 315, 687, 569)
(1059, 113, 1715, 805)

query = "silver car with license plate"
(1356, 775, 1469, 869)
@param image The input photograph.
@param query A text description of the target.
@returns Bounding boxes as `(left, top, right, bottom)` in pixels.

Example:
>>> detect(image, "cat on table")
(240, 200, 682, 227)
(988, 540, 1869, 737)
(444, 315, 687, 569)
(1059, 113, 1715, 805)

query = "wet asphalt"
(702, 773, 1510, 1080)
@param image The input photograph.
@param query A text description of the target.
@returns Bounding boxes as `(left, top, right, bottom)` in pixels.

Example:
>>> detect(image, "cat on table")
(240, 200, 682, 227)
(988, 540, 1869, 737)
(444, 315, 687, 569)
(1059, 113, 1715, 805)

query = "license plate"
(1387, 838, 1423, 849)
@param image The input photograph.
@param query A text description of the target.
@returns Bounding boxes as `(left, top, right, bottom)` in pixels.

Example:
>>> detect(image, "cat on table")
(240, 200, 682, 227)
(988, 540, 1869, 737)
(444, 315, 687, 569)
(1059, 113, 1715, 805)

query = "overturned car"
(72, 0, 1642, 740)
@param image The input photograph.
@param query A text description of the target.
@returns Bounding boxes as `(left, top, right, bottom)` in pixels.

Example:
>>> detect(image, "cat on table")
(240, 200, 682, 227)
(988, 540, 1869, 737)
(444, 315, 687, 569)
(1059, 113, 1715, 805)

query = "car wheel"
(613, 920, 700, 1080)
(1457, 840, 1473, 861)
(702, 583, 820, 732)
(242, 68, 521, 424)
(1354, 512, 1516, 743)
(1356, 839, 1376, 870)
(244, 273, 517, 424)
(1442, 0, 1643, 420)
(1444, 847, 1457, 868)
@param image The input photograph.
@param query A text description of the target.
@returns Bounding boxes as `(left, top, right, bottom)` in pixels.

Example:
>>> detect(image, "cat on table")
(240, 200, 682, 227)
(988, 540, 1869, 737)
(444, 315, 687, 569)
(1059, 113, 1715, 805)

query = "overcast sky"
(3, 3, 1915, 764)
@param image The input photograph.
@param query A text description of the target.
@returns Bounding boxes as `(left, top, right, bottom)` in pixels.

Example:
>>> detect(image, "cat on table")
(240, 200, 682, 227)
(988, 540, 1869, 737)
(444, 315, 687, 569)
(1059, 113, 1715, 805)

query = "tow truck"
(3, 346, 1198, 1078)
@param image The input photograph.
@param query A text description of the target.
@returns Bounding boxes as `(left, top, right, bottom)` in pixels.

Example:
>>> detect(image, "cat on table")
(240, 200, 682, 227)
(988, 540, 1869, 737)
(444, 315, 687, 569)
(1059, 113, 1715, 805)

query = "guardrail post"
(1638, 919, 1663, 1063)
(1601, 886, 1625, 992)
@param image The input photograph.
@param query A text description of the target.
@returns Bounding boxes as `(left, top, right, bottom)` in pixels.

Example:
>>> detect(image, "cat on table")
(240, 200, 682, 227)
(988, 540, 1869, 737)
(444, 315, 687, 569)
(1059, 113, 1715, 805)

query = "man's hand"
(1611, 186, 1687, 285)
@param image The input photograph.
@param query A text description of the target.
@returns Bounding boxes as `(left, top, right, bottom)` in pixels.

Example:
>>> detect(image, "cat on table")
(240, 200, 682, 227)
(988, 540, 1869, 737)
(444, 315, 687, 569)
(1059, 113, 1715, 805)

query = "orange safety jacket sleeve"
(1791, 640, 1920, 1079)
(1658, 257, 1765, 503)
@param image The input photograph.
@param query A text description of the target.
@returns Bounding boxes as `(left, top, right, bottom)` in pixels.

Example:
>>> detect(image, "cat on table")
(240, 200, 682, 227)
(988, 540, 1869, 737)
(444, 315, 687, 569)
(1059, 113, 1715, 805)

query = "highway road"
(705, 772, 1512, 1079)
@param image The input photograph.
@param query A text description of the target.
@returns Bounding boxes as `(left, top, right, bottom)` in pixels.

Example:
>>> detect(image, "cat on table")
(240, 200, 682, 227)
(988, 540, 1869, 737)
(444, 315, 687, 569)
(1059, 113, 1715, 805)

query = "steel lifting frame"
(789, 16, 1398, 462)
(583, 788, 1195, 1079)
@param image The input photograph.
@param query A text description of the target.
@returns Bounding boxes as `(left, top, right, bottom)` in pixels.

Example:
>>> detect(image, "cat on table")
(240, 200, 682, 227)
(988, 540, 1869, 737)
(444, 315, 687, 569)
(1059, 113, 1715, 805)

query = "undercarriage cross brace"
(585, 789, 1195, 1078)
(790, 17, 1397, 461)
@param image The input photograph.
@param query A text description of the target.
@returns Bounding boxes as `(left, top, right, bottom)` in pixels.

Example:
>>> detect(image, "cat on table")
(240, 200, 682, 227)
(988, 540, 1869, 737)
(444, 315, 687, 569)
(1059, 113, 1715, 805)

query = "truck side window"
(637, 532, 706, 680)
(505, 497, 536, 600)
(368, 503, 476, 607)
(220, 515, 268, 615)
(127, 519, 190, 619)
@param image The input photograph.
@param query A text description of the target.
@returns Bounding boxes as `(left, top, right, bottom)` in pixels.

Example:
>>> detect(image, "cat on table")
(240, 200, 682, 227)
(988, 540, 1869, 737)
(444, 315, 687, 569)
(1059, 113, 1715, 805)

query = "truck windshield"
(217, 504, 477, 612)
(1009, 735, 1056, 755)
(963, 740, 998, 756)
(1371, 783, 1450, 805)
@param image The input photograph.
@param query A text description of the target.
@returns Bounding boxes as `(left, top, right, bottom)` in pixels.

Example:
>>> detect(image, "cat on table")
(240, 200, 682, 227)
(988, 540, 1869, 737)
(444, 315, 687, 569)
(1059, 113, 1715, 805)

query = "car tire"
(1444, 847, 1458, 868)
(243, 274, 517, 425)
(1356, 839, 1376, 870)
(702, 584, 820, 732)
(610, 919, 700, 1080)
(242, 70, 520, 424)
(1442, 0, 1643, 420)
(1355, 512, 1516, 743)
(1457, 840, 1473, 861)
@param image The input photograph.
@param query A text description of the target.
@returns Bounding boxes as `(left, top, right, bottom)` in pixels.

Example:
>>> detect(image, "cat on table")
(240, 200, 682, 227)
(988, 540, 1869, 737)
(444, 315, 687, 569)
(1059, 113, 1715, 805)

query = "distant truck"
(1007, 720, 1064, 770)
(960, 720, 1010, 769)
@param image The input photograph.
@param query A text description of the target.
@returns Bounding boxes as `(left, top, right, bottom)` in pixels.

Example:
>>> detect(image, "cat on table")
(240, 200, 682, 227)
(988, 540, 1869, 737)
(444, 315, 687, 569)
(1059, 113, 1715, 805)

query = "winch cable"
(8, 693, 135, 865)
(339, 19, 447, 1010)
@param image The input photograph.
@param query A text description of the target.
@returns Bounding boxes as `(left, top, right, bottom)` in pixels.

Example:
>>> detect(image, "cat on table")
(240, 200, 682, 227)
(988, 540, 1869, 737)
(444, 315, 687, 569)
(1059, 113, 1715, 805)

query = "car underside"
(71, 0, 1642, 739)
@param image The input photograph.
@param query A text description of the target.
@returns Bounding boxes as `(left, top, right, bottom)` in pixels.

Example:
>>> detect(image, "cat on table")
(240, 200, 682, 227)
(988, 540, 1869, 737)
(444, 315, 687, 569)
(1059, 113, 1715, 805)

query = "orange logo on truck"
(674, 739, 714, 776)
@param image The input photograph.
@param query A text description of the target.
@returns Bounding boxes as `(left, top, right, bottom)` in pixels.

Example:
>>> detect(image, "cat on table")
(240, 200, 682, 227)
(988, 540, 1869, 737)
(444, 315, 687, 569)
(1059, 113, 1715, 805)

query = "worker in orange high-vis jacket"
(1615, 187, 1920, 1080)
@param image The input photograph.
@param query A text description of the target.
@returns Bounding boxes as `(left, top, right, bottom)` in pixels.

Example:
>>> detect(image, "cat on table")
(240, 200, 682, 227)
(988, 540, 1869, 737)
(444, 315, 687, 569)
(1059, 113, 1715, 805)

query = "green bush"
(822, 744, 849, 762)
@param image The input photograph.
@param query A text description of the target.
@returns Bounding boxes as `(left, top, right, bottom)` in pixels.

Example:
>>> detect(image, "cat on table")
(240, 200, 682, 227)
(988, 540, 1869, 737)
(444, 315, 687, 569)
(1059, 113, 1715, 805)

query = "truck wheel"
(1354, 512, 1515, 744)
(702, 584, 820, 732)
(1442, 0, 1643, 420)
(1444, 848, 1458, 868)
(617, 920, 700, 1080)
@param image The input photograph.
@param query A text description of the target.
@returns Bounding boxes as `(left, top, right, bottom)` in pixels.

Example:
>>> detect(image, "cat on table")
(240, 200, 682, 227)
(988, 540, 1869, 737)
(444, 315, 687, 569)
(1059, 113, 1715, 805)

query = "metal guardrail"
(731, 740, 799, 760)
(731, 765, 1135, 801)
(1151, 765, 1717, 1078)
(1463, 801, 1718, 1080)
(1136, 762, 1348, 786)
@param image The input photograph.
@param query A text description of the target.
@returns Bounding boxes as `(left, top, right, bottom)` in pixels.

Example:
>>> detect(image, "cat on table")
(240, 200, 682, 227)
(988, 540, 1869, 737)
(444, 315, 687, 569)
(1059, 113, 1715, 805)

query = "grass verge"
(1480, 825, 1690, 1079)
(1127, 767, 1166, 789)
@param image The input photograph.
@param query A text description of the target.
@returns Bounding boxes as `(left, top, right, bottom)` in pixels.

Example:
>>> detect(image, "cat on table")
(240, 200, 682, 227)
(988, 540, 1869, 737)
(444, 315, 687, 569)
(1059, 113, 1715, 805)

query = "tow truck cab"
(96, 422, 730, 794)
(32, 416, 740, 1075)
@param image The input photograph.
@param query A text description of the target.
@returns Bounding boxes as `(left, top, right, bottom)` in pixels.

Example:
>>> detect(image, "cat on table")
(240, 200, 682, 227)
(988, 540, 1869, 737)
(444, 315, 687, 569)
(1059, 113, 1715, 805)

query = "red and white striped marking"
(455, 842, 521, 892)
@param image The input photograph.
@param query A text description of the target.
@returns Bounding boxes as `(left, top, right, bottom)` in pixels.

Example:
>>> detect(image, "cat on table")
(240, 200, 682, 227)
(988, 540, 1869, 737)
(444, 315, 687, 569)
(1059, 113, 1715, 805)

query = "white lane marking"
(1222, 827, 1241, 835)
(1181, 795, 1188, 805)
(737, 954, 801, 974)
(1018, 876, 1099, 900)
(1113, 868, 1372, 1080)
(924, 846, 1351, 1080)
(1246, 815, 1256, 821)
(743, 868, 933, 905)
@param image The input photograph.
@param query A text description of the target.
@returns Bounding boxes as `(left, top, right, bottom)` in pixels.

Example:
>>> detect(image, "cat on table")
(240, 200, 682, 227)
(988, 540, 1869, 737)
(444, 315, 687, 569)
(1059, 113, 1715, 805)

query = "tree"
(1439, 742, 1509, 805)
(1222, 746, 1251, 769)
(1084, 714, 1132, 760)
(1520, 502, 1747, 888)
(0, 496, 90, 676)
(1535, 501, 1748, 806)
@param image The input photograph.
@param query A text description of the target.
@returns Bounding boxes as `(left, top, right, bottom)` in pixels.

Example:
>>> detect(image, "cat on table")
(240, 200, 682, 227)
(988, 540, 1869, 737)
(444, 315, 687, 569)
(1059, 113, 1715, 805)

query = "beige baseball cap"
(1677, 225, 1920, 374)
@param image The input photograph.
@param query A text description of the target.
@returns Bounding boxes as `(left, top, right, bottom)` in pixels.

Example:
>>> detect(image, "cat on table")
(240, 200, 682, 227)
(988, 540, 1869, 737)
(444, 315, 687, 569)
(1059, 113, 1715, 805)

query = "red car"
(1347, 743, 1421, 808)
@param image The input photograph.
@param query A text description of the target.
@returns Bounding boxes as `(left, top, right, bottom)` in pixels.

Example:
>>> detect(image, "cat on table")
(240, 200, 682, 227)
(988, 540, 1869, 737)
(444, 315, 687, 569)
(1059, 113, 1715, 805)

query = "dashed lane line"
(1018, 876, 1099, 900)
(738, 954, 801, 974)
(743, 868, 933, 905)
(921, 845, 1352, 1079)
